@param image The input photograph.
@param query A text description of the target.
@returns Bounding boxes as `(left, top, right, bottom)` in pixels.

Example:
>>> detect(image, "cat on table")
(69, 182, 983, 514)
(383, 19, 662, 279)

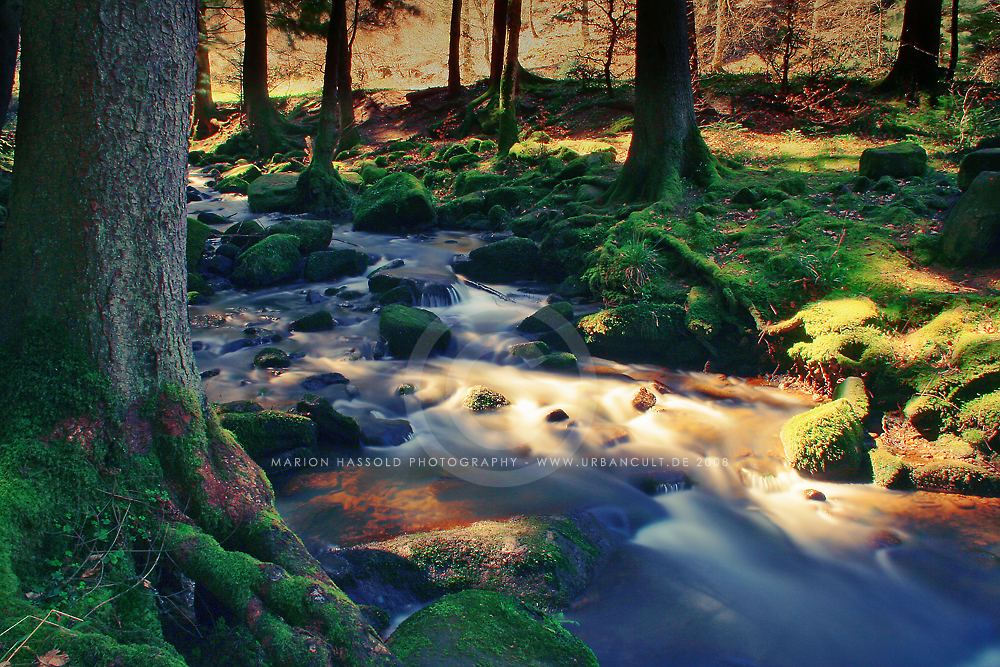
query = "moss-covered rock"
(231, 233, 302, 288)
(266, 219, 333, 255)
(939, 171, 1000, 266)
(780, 376, 868, 480)
(453, 237, 542, 283)
(516, 302, 574, 335)
(869, 449, 912, 489)
(537, 352, 578, 369)
(222, 219, 266, 250)
(463, 385, 510, 411)
(289, 310, 335, 332)
(453, 172, 510, 197)
(576, 304, 698, 363)
(910, 460, 1000, 495)
(957, 148, 1000, 191)
(386, 590, 599, 667)
(295, 393, 362, 449)
(685, 286, 722, 338)
(304, 248, 371, 282)
(248, 172, 303, 213)
(252, 347, 291, 368)
(509, 341, 550, 359)
(187, 218, 212, 270)
(858, 142, 927, 180)
(353, 172, 436, 234)
(379, 304, 452, 358)
(220, 410, 317, 459)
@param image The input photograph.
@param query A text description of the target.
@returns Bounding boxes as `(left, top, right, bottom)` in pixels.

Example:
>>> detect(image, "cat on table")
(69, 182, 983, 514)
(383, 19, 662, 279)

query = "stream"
(187, 170, 1000, 667)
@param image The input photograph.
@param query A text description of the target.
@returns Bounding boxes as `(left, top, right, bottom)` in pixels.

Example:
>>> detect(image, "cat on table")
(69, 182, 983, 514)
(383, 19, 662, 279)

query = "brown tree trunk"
(687, 0, 699, 81)
(0, 0, 19, 127)
(876, 0, 944, 94)
(607, 0, 719, 202)
(581, 0, 590, 42)
(242, 0, 298, 157)
(192, 1, 217, 139)
(336, 0, 361, 151)
(709, 0, 728, 72)
(448, 0, 464, 97)
(497, 0, 522, 154)
(489, 0, 509, 90)
(0, 1, 394, 665)
(947, 0, 959, 81)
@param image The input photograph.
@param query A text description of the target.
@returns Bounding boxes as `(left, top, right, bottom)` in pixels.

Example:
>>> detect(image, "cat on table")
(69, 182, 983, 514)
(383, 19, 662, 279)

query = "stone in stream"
(186, 217, 213, 270)
(222, 219, 266, 250)
(353, 172, 436, 234)
(289, 310, 335, 332)
(305, 248, 371, 282)
(218, 328, 282, 355)
(218, 409, 316, 460)
(231, 233, 302, 288)
(386, 590, 599, 667)
(265, 218, 334, 255)
(378, 304, 452, 358)
(248, 172, 303, 213)
(252, 347, 291, 368)
(296, 393, 362, 449)
(358, 415, 414, 447)
(631, 386, 657, 412)
(516, 302, 573, 335)
(463, 385, 509, 411)
(301, 372, 349, 390)
(452, 236, 542, 283)
(780, 376, 868, 480)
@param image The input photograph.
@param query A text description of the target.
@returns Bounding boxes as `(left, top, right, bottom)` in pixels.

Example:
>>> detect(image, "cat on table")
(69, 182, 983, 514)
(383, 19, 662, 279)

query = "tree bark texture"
(489, 0, 509, 90)
(242, 0, 286, 156)
(0, 0, 19, 126)
(877, 0, 944, 92)
(608, 0, 718, 202)
(947, 0, 959, 80)
(448, 0, 464, 96)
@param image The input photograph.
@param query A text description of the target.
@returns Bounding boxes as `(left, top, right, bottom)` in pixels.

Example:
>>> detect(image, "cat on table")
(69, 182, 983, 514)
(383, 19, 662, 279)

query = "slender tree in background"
(947, 0, 960, 80)
(0, 0, 20, 126)
(687, 0, 699, 80)
(497, 0, 522, 153)
(709, 0, 728, 72)
(192, 0, 218, 139)
(489, 0, 509, 89)
(876, 0, 944, 93)
(0, 0, 395, 664)
(448, 0, 464, 96)
(336, 0, 362, 150)
(607, 0, 719, 202)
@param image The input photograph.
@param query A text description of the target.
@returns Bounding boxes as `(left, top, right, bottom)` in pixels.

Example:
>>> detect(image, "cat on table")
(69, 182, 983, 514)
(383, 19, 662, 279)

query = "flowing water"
(188, 172, 1000, 667)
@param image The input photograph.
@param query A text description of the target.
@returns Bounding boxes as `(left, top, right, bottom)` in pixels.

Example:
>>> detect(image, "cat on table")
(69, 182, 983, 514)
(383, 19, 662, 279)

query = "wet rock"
(958, 148, 1000, 190)
(353, 172, 436, 234)
(290, 310, 335, 332)
(453, 171, 508, 196)
(545, 408, 569, 422)
(253, 347, 291, 368)
(217, 400, 264, 414)
(858, 141, 927, 180)
(196, 211, 230, 226)
(385, 590, 599, 667)
(463, 385, 509, 411)
(911, 459, 1000, 496)
(509, 341, 550, 360)
(199, 369, 220, 379)
(358, 415, 414, 447)
(222, 219, 266, 250)
(632, 387, 657, 412)
(939, 171, 1000, 266)
(265, 219, 333, 255)
(870, 448, 911, 489)
(305, 249, 371, 282)
(219, 410, 317, 459)
(516, 302, 573, 335)
(453, 236, 542, 283)
(397, 383, 416, 395)
(378, 304, 452, 358)
(248, 172, 303, 213)
(780, 376, 868, 480)
(186, 218, 212, 270)
(186, 185, 203, 202)
(537, 352, 577, 370)
(577, 304, 699, 364)
(296, 393, 362, 449)
(231, 233, 302, 288)
(200, 253, 234, 276)
(301, 372, 349, 390)
(802, 489, 826, 501)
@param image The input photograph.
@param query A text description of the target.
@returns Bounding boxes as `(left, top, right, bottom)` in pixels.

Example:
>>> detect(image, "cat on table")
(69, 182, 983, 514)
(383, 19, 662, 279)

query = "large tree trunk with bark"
(448, 0, 464, 97)
(497, 0, 522, 154)
(875, 0, 944, 94)
(488, 0, 509, 90)
(192, 1, 218, 139)
(335, 0, 361, 151)
(0, 0, 20, 126)
(947, 0, 959, 81)
(0, 1, 394, 665)
(607, 0, 719, 203)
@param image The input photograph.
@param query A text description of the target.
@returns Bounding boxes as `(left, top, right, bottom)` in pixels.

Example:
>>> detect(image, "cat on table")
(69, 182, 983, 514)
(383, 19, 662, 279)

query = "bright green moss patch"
(780, 377, 868, 480)
(219, 410, 317, 459)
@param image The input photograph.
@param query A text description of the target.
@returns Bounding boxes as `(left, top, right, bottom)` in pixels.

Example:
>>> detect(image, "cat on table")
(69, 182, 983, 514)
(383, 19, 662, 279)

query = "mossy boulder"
(290, 310, 335, 332)
(386, 590, 599, 667)
(858, 142, 927, 180)
(186, 218, 213, 270)
(957, 149, 1000, 190)
(231, 233, 302, 288)
(452, 237, 541, 283)
(939, 171, 1000, 266)
(379, 304, 452, 358)
(780, 376, 868, 480)
(507, 140, 548, 164)
(304, 248, 371, 282)
(222, 219, 266, 249)
(296, 166, 352, 217)
(266, 219, 333, 255)
(219, 410, 317, 459)
(537, 352, 578, 369)
(353, 172, 436, 234)
(248, 172, 303, 213)
(453, 171, 509, 196)
(516, 302, 574, 335)
(576, 304, 699, 363)
(509, 341, 550, 360)
(252, 347, 291, 368)
(296, 393, 362, 449)
(869, 449, 912, 489)
(463, 385, 509, 411)
(685, 286, 722, 338)
(910, 460, 1000, 495)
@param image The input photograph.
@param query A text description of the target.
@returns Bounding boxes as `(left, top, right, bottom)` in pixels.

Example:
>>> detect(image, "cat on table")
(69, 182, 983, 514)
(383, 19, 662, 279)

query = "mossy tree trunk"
(606, 0, 720, 203)
(192, 0, 218, 140)
(0, 0, 19, 125)
(496, 0, 522, 155)
(335, 0, 361, 152)
(448, 0, 464, 97)
(875, 0, 943, 94)
(488, 0, 509, 91)
(0, 1, 394, 665)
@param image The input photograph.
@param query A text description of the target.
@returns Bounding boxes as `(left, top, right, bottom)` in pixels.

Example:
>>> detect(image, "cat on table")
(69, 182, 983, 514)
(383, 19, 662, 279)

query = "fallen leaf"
(37, 649, 69, 667)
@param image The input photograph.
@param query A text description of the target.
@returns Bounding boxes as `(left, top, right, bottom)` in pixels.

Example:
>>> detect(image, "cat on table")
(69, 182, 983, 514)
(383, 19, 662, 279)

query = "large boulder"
(353, 172, 436, 234)
(780, 376, 868, 480)
(304, 248, 371, 282)
(576, 303, 702, 364)
(296, 393, 362, 449)
(222, 219, 266, 249)
(939, 171, 1000, 266)
(386, 590, 599, 667)
(379, 304, 452, 358)
(231, 233, 302, 288)
(858, 142, 927, 180)
(296, 166, 352, 217)
(265, 219, 333, 255)
(186, 217, 212, 270)
(248, 172, 302, 213)
(219, 409, 317, 459)
(452, 237, 541, 283)
(957, 148, 1000, 191)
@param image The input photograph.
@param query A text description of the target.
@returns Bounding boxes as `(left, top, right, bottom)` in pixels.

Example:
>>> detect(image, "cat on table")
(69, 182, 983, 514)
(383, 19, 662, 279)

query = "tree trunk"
(607, 0, 719, 202)
(463, 0, 473, 79)
(946, 0, 959, 81)
(0, 0, 20, 126)
(242, 0, 300, 157)
(448, 0, 464, 97)
(192, 0, 218, 140)
(876, 0, 943, 94)
(687, 0, 699, 81)
(582, 0, 590, 42)
(335, 0, 361, 151)
(497, 0, 522, 154)
(0, 1, 394, 665)
(489, 0, 509, 90)
(709, 0, 728, 72)
(808, 0, 822, 70)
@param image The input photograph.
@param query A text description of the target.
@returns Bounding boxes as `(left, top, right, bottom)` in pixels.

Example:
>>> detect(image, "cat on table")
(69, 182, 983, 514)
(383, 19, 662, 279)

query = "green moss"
(353, 172, 437, 234)
(289, 310, 335, 332)
(685, 286, 722, 338)
(516, 302, 574, 335)
(220, 410, 317, 459)
(463, 385, 510, 411)
(295, 394, 361, 449)
(248, 172, 303, 214)
(780, 377, 868, 480)
(304, 249, 370, 282)
(378, 304, 452, 358)
(869, 449, 912, 489)
(252, 347, 291, 368)
(266, 219, 334, 254)
(231, 234, 302, 288)
(911, 460, 1000, 495)
(455, 237, 543, 283)
(187, 218, 213, 270)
